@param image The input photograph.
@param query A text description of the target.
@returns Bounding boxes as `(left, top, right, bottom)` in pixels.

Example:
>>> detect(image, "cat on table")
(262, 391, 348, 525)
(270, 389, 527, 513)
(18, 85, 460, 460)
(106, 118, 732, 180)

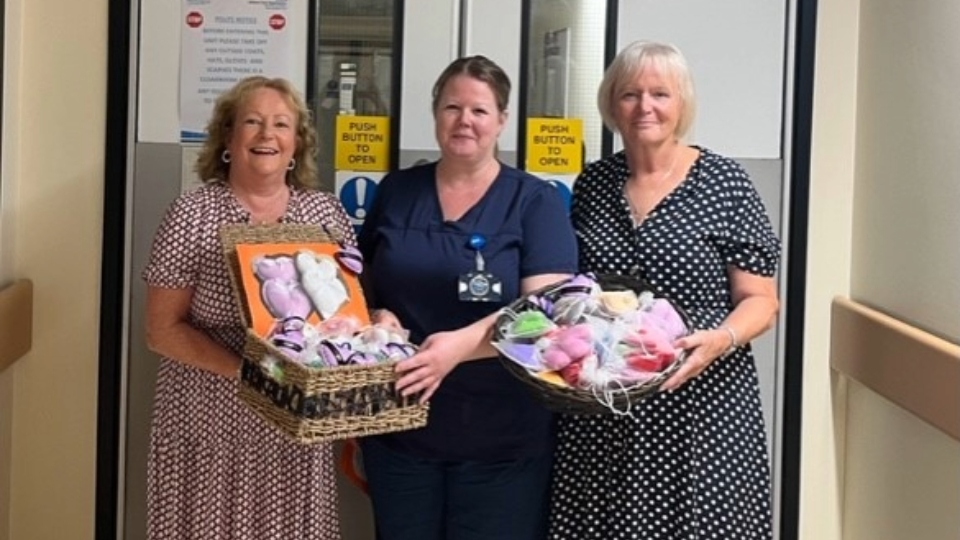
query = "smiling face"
(226, 87, 299, 183)
(613, 64, 683, 148)
(434, 74, 506, 164)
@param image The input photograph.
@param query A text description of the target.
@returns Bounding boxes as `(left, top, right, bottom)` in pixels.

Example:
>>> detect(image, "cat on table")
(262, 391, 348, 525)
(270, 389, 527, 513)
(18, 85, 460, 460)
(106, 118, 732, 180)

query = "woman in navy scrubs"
(357, 55, 578, 540)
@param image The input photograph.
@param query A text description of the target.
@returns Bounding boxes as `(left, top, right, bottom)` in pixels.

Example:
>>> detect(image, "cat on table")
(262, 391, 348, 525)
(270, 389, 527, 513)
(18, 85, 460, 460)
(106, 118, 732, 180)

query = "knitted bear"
(253, 255, 312, 357)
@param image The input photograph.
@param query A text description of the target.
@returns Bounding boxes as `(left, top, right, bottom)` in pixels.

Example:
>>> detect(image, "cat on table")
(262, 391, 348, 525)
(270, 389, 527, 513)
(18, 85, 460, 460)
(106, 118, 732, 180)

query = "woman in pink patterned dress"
(143, 76, 348, 539)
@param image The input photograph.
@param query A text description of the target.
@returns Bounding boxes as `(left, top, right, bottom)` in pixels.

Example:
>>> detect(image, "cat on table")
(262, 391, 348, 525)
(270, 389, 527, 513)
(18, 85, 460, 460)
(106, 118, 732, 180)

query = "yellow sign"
(335, 115, 390, 172)
(526, 118, 583, 173)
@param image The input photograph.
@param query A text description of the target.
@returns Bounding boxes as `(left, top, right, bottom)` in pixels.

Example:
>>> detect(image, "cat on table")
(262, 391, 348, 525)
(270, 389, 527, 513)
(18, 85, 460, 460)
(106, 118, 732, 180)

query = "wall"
(843, 382, 960, 539)
(0, 0, 24, 534)
(800, 0, 861, 538)
(852, 1, 960, 345)
(804, 0, 960, 538)
(842, 1, 960, 538)
(0, 0, 107, 539)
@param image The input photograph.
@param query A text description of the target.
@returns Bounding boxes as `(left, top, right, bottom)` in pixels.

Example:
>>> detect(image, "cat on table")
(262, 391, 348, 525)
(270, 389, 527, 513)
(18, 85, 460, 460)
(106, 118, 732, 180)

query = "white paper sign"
(180, 0, 300, 142)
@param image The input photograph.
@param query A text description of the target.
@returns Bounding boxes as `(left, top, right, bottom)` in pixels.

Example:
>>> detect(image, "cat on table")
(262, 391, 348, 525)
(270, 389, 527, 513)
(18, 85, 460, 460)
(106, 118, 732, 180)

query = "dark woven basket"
(494, 274, 693, 416)
(239, 331, 428, 444)
(221, 223, 428, 444)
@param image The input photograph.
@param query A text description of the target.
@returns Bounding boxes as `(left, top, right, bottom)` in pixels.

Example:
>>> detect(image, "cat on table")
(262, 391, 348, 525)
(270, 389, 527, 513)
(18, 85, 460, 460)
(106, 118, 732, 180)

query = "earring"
(221, 150, 231, 163)
(287, 158, 296, 171)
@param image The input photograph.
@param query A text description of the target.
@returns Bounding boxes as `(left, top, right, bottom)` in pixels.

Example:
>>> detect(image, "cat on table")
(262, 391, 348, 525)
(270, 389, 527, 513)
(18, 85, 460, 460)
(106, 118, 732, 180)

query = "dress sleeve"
(721, 171, 781, 277)
(142, 195, 201, 288)
(320, 192, 358, 246)
(520, 181, 579, 277)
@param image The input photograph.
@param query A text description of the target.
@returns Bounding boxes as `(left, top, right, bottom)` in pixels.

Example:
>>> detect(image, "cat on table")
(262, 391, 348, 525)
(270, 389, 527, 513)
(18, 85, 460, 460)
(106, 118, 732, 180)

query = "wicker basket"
(221, 223, 428, 444)
(494, 274, 692, 416)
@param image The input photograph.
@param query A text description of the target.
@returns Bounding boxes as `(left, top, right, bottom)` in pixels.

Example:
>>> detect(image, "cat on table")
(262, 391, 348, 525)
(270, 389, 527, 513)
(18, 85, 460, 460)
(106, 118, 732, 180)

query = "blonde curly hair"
(194, 76, 319, 189)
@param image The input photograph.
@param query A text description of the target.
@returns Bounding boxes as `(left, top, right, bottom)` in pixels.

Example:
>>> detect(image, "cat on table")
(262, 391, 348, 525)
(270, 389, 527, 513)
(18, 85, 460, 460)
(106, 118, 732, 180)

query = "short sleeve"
(332, 201, 358, 246)
(721, 175, 781, 277)
(142, 195, 201, 288)
(291, 188, 361, 248)
(520, 180, 578, 277)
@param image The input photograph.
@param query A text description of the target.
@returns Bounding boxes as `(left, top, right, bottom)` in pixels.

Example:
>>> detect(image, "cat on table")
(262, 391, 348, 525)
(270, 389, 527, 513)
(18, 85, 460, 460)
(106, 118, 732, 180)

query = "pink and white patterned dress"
(143, 182, 354, 540)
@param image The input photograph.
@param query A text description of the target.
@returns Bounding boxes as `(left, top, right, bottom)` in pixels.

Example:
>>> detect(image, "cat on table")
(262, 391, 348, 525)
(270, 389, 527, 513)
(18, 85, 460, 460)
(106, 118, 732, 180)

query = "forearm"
(146, 322, 242, 378)
(451, 311, 500, 363)
(719, 295, 779, 349)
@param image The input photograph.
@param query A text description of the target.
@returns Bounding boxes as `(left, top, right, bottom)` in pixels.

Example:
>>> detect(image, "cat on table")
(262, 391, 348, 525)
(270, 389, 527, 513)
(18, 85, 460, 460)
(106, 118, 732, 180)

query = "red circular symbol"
(269, 13, 286, 30)
(186, 11, 203, 28)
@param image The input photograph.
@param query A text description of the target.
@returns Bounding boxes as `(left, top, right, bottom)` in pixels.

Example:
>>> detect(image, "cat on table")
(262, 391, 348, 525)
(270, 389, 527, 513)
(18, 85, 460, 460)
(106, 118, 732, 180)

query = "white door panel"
(616, 0, 787, 158)
(398, 0, 459, 163)
(463, 0, 523, 157)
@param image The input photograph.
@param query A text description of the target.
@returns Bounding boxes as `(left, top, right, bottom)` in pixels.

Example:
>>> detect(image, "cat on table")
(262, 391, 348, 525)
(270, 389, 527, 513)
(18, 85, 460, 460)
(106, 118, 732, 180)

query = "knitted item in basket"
(493, 274, 692, 416)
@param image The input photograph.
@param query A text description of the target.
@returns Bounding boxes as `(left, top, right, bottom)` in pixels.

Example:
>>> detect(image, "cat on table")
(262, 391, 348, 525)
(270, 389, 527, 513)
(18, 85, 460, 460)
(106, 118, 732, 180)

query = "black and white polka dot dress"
(548, 148, 780, 540)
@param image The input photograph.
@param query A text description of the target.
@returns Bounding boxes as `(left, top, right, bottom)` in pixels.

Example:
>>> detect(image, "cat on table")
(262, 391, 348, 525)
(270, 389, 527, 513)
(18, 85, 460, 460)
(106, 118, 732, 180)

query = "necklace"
(624, 151, 680, 225)
(231, 184, 290, 225)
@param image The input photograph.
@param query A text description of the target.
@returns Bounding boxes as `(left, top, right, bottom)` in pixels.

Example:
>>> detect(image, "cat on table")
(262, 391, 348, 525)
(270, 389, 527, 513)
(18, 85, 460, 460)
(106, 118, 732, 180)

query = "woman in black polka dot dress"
(547, 41, 781, 540)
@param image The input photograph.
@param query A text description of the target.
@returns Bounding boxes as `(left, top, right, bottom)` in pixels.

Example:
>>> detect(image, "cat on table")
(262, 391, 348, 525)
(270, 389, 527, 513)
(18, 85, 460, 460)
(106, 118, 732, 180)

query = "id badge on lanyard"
(457, 233, 502, 302)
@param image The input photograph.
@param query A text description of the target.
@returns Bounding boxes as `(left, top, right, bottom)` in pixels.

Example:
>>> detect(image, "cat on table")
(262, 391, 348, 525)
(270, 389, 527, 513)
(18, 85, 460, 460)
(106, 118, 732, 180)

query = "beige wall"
(0, 0, 107, 538)
(841, 1, 960, 539)
(800, 0, 861, 538)
(843, 382, 960, 540)
(852, 1, 960, 341)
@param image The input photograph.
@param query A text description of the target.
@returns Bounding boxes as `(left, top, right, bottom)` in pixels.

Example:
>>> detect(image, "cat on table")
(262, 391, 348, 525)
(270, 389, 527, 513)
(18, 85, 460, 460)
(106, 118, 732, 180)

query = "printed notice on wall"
(180, 0, 301, 142)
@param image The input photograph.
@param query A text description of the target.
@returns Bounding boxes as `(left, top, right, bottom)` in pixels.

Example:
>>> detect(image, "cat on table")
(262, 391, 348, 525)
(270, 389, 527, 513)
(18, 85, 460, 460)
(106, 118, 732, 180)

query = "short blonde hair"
(195, 76, 319, 189)
(597, 41, 697, 139)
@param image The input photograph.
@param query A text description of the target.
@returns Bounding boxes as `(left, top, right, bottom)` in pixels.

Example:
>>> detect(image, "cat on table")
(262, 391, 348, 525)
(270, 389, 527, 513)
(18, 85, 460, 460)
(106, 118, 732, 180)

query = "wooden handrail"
(831, 296, 960, 441)
(0, 279, 33, 372)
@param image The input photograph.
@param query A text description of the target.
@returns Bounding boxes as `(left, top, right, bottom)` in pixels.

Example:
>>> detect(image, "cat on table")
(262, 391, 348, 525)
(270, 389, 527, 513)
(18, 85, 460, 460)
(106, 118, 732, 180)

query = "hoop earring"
(287, 158, 296, 171)
(221, 150, 231, 163)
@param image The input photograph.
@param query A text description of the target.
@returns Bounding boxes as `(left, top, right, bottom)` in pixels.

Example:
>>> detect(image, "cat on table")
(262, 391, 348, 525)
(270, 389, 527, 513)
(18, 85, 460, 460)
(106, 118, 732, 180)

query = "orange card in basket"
(235, 242, 371, 340)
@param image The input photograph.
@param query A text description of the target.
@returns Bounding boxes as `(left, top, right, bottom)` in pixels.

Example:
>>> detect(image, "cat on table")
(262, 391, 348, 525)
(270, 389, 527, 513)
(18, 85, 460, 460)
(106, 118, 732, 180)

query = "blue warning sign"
(339, 176, 379, 222)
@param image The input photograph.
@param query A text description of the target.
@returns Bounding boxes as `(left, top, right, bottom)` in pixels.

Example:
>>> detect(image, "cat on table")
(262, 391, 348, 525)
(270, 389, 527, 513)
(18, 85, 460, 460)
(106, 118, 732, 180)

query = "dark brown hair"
(431, 55, 511, 114)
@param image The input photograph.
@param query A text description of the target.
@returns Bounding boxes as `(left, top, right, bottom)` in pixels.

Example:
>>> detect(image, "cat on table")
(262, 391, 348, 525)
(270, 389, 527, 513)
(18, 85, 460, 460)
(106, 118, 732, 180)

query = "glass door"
(313, 0, 398, 239)
(521, 0, 608, 208)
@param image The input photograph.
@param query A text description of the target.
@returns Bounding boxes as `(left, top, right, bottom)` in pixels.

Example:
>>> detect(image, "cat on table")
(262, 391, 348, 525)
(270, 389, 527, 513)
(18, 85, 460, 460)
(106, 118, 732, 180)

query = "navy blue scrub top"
(358, 161, 578, 461)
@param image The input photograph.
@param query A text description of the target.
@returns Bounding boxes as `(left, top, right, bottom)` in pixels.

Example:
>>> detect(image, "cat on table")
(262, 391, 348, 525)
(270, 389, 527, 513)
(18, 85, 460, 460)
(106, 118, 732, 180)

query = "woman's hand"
(394, 331, 465, 403)
(659, 327, 734, 392)
(659, 268, 779, 392)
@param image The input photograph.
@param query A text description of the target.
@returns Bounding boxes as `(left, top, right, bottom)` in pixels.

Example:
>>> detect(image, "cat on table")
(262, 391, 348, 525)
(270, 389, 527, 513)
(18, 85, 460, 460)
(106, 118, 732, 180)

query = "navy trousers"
(360, 438, 553, 540)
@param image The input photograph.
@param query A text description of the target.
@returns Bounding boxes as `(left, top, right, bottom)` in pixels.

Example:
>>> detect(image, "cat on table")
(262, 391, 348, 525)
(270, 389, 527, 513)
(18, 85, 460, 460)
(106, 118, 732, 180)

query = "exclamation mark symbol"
(354, 178, 368, 219)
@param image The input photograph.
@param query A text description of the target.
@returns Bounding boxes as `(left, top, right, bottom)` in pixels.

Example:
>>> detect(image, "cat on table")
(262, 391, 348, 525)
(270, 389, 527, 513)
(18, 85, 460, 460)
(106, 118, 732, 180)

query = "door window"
(313, 0, 397, 194)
